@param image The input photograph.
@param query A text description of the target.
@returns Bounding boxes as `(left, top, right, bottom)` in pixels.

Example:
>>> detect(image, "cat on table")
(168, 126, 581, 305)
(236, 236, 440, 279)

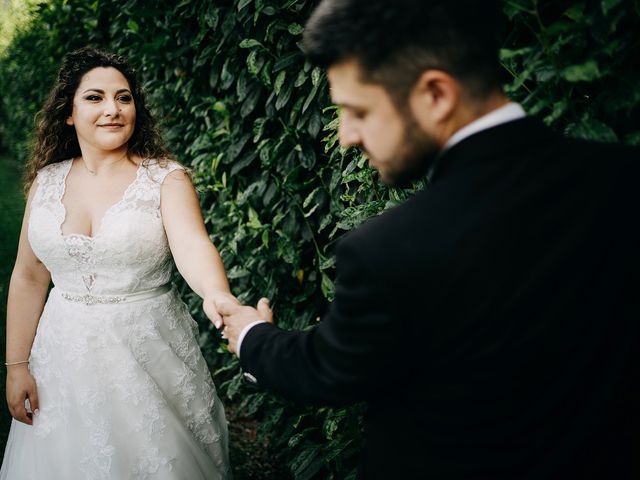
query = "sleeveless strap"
(32, 159, 72, 212)
(143, 159, 186, 185)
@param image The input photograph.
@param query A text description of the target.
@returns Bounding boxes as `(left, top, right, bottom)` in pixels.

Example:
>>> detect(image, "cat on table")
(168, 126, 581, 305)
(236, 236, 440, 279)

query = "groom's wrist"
(236, 320, 268, 358)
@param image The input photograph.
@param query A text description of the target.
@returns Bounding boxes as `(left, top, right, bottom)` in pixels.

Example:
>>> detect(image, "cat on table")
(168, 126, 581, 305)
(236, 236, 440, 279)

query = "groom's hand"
(218, 298, 272, 355)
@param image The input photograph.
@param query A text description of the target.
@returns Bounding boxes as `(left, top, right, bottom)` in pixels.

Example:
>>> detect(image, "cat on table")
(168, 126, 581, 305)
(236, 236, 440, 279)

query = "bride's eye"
(84, 95, 102, 102)
(118, 95, 132, 103)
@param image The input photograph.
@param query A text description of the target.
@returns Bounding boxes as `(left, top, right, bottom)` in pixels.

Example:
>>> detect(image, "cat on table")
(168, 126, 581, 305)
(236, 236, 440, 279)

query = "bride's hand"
(203, 291, 240, 329)
(6, 364, 39, 425)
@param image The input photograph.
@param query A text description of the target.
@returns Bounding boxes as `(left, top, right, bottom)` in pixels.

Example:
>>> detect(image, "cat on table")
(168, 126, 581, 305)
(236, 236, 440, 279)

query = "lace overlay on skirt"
(0, 159, 230, 479)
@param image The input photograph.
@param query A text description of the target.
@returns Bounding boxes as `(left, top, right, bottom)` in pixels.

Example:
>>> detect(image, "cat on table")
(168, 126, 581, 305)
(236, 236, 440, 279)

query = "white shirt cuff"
(236, 320, 267, 358)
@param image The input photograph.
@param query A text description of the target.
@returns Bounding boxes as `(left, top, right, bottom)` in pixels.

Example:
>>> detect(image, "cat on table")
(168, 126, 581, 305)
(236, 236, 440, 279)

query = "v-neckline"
(58, 158, 143, 240)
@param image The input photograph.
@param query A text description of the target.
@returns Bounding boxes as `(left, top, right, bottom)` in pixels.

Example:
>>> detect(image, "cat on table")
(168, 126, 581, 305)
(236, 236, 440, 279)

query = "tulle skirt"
(0, 286, 230, 479)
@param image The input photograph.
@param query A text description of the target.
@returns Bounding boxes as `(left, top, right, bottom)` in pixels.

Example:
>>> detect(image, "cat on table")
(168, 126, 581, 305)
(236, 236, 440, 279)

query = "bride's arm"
(161, 169, 238, 326)
(6, 182, 51, 425)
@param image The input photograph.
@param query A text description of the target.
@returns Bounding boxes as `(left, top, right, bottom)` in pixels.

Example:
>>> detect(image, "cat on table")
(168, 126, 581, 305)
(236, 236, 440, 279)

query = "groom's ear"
(408, 69, 460, 136)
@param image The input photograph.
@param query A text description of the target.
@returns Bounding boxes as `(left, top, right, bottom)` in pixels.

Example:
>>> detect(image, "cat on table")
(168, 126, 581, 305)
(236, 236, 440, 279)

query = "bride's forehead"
(77, 67, 130, 91)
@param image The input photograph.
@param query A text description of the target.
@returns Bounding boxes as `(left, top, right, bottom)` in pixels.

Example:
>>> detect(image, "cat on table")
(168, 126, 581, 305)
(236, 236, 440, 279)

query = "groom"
(218, 0, 640, 478)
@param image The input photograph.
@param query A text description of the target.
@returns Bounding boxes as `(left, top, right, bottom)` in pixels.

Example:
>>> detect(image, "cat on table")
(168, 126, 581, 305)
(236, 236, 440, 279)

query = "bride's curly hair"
(25, 46, 174, 190)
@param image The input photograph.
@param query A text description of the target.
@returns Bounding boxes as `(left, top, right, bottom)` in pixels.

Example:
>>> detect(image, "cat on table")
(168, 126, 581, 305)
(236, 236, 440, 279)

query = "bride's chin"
(96, 139, 133, 152)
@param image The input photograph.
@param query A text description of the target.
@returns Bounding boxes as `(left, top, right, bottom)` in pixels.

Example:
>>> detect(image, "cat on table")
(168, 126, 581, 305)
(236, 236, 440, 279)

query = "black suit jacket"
(240, 118, 640, 479)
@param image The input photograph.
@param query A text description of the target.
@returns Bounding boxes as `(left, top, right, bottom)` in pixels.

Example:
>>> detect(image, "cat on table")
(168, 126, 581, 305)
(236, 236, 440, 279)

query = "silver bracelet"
(4, 360, 29, 366)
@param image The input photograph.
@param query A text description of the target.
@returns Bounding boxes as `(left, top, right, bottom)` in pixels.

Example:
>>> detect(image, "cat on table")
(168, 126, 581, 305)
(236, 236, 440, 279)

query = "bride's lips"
(98, 123, 124, 128)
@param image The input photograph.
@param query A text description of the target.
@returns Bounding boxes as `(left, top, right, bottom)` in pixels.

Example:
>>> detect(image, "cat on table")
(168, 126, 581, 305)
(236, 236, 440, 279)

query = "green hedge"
(0, 1, 637, 478)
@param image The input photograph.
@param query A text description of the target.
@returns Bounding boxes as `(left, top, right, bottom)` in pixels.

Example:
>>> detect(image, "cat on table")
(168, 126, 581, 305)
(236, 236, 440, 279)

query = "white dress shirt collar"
(442, 102, 526, 153)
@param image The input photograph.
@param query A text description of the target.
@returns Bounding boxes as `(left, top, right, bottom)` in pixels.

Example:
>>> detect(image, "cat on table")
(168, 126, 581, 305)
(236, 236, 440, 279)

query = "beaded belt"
(57, 283, 172, 306)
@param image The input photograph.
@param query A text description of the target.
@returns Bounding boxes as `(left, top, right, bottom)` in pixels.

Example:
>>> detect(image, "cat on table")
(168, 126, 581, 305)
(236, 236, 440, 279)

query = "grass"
(0, 153, 25, 453)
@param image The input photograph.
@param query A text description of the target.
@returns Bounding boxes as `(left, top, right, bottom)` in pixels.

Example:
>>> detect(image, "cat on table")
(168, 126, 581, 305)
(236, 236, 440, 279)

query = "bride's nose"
(103, 98, 120, 117)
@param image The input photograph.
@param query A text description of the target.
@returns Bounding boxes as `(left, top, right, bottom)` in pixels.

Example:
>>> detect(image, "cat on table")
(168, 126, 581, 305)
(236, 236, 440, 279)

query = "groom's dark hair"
(303, 0, 503, 102)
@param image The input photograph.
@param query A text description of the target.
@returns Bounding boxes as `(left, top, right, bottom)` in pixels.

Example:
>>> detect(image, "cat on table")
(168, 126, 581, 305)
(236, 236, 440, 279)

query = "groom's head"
(304, 0, 503, 186)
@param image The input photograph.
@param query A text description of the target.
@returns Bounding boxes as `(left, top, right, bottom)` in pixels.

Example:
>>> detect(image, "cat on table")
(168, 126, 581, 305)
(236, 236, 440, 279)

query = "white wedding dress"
(0, 159, 231, 479)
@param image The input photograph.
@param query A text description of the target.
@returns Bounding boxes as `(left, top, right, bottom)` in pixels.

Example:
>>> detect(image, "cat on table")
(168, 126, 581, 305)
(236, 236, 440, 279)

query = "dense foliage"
(0, 0, 37, 54)
(0, 1, 637, 478)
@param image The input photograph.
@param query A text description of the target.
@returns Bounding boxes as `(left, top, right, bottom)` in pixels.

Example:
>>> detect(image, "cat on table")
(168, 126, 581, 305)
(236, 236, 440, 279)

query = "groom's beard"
(376, 114, 440, 188)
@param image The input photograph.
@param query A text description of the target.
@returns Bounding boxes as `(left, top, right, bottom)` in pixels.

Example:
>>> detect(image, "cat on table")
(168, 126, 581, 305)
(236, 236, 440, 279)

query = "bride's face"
(65, 66, 136, 154)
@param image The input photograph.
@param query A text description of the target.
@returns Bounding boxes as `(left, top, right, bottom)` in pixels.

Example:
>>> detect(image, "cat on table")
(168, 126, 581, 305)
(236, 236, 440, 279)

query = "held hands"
(203, 290, 241, 330)
(6, 364, 39, 425)
(216, 298, 273, 355)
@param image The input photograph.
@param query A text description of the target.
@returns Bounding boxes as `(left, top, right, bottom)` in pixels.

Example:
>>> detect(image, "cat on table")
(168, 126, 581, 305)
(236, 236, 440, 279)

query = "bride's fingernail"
(34, 409, 40, 417)
(214, 320, 222, 329)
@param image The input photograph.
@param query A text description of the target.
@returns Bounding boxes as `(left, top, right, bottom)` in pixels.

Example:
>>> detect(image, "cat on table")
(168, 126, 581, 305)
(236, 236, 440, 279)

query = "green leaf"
(601, 0, 623, 15)
(302, 82, 319, 114)
(321, 272, 335, 300)
(561, 60, 601, 82)
(324, 438, 354, 462)
(258, 60, 272, 87)
(273, 51, 301, 71)
(534, 65, 556, 83)
(304, 203, 320, 218)
(238, 0, 253, 11)
(247, 207, 262, 228)
(503, 0, 532, 19)
(222, 373, 244, 400)
(253, 117, 267, 142)
(624, 131, 640, 146)
(307, 111, 323, 137)
(204, 8, 219, 28)
(303, 187, 321, 209)
(263, 181, 278, 205)
(236, 73, 250, 101)
(294, 69, 308, 87)
(273, 70, 286, 95)
(223, 133, 251, 163)
(227, 266, 251, 279)
(291, 447, 320, 477)
(240, 87, 261, 117)
(246, 50, 261, 76)
(210, 153, 223, 174)
(311, 66, 322, 86)
(541, 98, 567, 125)
(231, 151, 257, 175)
(220, 58, 235, 89)
(127, 20, 139, 33)
(275, 80, 293, 110)
(564, 4, 585, 21)
(287, 22, 304, 35)
(239, 392, 265, 416)
(287, 431, 306, 448)
(318, 214, 334, 233)
(298, 142, 316, 169)
(564, 117, 618, 143)
(499, 47, 534, 60)
(319, 255, 336, 271)
(239, 38, 262, 49)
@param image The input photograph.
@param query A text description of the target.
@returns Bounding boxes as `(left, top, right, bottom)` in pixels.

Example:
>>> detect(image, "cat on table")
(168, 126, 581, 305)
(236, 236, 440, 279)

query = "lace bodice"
(29, 159, 181, 295)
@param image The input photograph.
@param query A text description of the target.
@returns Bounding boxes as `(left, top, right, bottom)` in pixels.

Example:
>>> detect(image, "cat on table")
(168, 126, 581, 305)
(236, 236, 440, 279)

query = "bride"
(1, 47, 233, 479)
